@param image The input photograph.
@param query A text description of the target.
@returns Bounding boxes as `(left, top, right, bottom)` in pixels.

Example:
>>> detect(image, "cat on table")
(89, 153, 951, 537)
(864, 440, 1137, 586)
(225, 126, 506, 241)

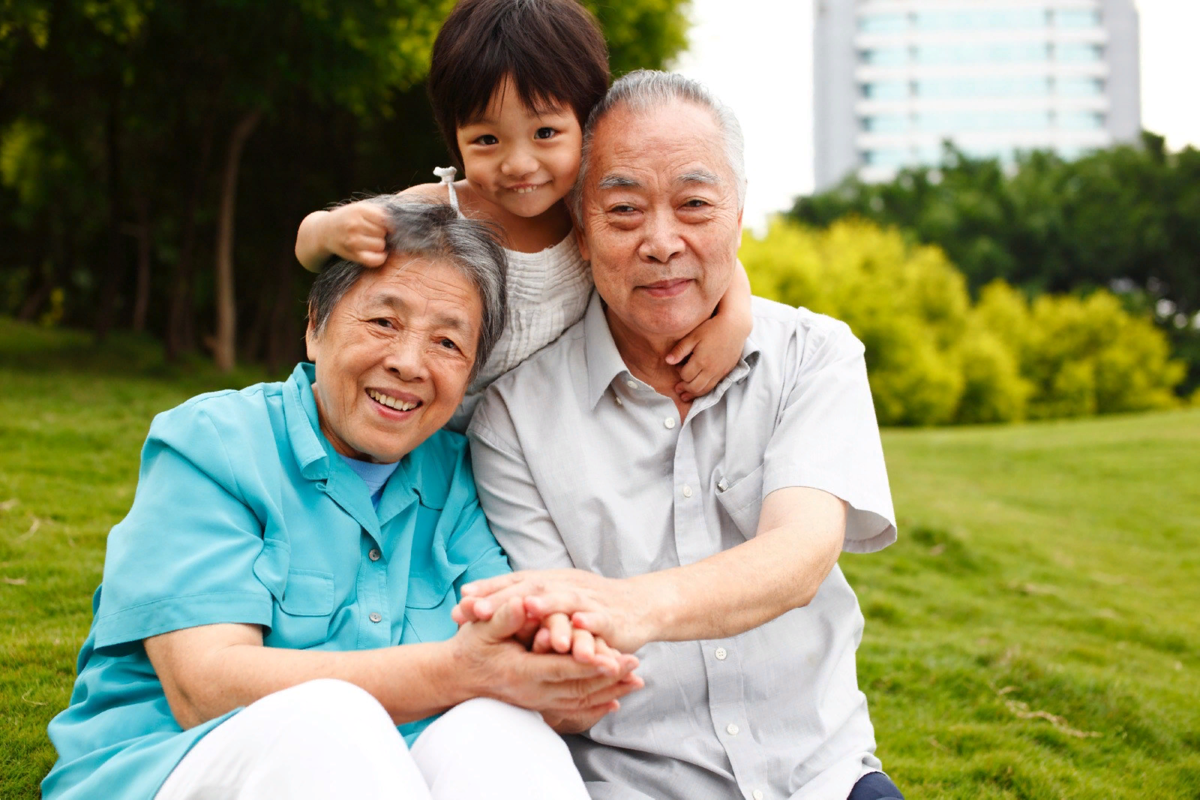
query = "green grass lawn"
(2, 316, 1198, 798)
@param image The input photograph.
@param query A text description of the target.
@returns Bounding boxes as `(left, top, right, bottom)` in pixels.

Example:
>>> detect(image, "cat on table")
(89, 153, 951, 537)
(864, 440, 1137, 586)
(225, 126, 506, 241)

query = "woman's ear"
(305, 317, 320, 363)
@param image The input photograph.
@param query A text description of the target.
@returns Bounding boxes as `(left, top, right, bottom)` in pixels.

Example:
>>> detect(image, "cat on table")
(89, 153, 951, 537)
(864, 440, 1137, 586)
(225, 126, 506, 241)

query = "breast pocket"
(268, 569, 336, 649)
(403, 567, 465, 644)
(716, 463, 764, 540)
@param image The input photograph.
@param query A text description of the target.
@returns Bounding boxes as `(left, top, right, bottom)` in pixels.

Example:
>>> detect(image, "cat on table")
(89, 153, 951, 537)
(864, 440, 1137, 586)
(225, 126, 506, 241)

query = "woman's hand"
(450, 597, 643, 720)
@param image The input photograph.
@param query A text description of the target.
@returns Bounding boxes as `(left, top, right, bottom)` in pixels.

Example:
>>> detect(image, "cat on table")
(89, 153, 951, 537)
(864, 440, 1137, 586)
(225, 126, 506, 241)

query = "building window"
(916, 76, 1051, 99)
(861, 81, 909, 100)
(862, 115, 909, 133)
(1056, 77, 1105, 97)
(1055, 10, 1102, 29)
(859, 13, 907, 34)
(915, 42, 1050, 66)
(861, 47, 908, 67)
(1055, 43, 1104, 63)
(1057, 111, 1106, 130)
(863, 149, 912, 167)
(912, 9, 1047, 31)
(916, 110, 1051, 133)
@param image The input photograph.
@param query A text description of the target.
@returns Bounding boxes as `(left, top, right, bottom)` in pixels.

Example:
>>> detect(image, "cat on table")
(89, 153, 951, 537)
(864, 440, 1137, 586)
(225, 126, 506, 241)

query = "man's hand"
(453, 570, 661, 654)
(450, 596, 643, 718)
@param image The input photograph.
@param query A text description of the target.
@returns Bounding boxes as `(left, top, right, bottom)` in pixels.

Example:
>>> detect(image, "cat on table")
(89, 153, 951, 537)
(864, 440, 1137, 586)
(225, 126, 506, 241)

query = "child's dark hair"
(428, 0, 610, 170)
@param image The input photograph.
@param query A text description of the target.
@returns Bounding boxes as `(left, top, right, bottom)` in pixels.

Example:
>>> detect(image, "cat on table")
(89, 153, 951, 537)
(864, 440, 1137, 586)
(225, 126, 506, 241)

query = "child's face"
(456, 76, 582, 220)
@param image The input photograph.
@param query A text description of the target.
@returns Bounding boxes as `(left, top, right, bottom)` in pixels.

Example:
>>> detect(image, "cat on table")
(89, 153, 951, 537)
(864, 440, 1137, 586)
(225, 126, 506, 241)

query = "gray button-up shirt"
(468, 293, 897, 800)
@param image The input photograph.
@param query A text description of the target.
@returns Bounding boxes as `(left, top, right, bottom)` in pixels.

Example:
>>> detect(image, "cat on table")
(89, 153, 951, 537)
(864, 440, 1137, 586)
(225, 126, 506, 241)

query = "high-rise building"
(814, 0, 1141, 189)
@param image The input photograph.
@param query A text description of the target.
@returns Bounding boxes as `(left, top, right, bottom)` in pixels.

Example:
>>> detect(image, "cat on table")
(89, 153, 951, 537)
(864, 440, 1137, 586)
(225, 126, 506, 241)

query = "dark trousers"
(847, 771, 904, 800)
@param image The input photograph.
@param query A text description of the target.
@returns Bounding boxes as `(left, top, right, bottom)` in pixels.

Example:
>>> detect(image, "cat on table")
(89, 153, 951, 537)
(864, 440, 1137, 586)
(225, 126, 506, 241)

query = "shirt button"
(726, 723, 739, 736)
(664, 417, 676, 429)
(718, 478, 729, 492)
(682, 485, 693, 498)
(626, 379, 638, 389)
(715, 647, 727, 660)
(614, 395, 624, 406)
(368, 548, 382, 562)
(369, 612, 382, 623)
(753, 791, 764, 800)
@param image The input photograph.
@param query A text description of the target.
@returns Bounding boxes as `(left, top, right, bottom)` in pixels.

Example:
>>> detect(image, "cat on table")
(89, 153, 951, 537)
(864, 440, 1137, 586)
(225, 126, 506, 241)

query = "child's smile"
(456, 76, 583, 224)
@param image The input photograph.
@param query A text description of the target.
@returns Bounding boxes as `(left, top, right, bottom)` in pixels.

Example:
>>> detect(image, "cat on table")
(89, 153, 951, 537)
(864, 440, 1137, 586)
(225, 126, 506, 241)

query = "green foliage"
(4, 321, 1200, 797)
(0, 0, 691, 362)
(582, 0, 690, 76)
(790, 137, 1200, 394)
(742, 219, 1184, 425)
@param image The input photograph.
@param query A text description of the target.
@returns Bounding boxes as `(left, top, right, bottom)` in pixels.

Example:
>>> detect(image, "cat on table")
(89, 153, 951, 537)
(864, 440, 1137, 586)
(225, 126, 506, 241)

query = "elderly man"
(460, 71, 904, 800)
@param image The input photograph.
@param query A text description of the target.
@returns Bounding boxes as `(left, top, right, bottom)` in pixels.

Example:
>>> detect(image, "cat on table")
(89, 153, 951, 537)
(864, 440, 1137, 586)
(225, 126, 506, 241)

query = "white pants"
(155, 679, 591, 799)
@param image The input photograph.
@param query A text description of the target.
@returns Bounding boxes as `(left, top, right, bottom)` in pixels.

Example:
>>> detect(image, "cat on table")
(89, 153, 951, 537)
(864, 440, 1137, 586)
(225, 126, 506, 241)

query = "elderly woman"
(42, 200, 640, 800)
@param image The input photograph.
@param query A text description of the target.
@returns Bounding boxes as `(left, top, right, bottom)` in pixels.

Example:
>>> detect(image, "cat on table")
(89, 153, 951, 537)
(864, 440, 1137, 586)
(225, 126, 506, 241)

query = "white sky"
(673, 0, 1200, 231)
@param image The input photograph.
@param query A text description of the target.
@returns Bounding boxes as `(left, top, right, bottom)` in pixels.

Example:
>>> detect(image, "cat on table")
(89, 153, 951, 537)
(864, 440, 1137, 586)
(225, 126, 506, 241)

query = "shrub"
(741, 219, 1183, 425)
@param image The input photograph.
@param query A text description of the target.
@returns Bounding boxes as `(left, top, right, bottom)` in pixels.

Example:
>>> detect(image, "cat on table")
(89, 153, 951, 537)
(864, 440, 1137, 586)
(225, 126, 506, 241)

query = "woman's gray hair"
(571, 70, 747, 219)
(307, 198, 507, 381)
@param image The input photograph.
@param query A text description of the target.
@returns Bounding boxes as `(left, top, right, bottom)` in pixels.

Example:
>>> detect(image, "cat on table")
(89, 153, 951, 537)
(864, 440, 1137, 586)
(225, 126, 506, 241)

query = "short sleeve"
(93, 406, 274, 649)
(762, 315, 896, 553)
(467, 395, 577, 571)
(444, 452, 512, 592)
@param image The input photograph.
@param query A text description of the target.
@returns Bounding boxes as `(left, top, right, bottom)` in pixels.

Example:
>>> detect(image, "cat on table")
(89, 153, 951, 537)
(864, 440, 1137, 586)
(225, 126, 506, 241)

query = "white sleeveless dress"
(436, 168, 593, 431)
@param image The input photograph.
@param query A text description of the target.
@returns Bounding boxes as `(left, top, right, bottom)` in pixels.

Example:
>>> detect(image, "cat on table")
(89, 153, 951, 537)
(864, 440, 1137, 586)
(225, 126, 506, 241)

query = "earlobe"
(575, 224, 590, 262)
(305, 321, 318, 363)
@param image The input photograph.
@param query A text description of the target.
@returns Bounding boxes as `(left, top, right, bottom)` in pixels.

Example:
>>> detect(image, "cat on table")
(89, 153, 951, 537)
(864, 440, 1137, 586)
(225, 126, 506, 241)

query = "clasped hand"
(452, 567, 657, 737)
(452, 592, 643, 734)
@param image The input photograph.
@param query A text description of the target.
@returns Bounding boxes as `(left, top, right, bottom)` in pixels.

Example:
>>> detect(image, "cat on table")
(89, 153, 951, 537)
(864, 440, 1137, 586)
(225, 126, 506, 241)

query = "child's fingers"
(677, 357, 703, 383)
(532, 626, 553, 654)
(675, 370, 717, 400)
(665, 334, 698, 366)
(545, 612, 573, 654)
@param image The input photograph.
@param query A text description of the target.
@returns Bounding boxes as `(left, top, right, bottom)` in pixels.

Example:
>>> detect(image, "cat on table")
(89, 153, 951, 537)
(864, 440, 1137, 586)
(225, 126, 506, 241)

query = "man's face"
(305, 255, 482, 463)
(577, 99, 742, 347)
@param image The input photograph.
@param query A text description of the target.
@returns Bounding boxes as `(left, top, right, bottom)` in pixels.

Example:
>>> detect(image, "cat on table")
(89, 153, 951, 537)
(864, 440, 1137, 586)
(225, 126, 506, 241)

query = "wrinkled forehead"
(584, 101, 731, 197)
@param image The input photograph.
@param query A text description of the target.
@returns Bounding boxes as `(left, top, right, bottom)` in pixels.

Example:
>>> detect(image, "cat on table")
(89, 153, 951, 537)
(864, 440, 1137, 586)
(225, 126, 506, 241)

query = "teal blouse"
(43, 362, 511, 800)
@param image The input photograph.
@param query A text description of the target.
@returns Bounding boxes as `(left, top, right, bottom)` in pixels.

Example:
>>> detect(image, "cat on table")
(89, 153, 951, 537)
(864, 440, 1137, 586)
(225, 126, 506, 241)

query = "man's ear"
(575, 222, 590, 263)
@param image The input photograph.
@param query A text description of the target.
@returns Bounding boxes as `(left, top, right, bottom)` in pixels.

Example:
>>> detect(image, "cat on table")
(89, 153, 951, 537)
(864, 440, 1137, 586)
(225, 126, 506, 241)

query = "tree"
(790, 136, 1200, 393)
(1, 0, 692, 370)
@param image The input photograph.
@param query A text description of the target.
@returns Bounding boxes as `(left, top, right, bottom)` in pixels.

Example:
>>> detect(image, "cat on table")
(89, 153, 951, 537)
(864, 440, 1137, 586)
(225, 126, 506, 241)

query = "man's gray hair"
(307, 198, 508, 381)
(571, 70, 747, 219)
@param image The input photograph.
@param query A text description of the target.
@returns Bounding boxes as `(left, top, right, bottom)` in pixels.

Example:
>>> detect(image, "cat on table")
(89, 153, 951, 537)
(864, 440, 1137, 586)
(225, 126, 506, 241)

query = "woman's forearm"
(146, 623, 468, 730)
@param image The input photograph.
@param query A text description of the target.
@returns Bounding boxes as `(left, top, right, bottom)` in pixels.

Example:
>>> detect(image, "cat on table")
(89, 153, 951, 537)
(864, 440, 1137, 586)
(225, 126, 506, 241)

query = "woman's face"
(306, 255, 482, 463)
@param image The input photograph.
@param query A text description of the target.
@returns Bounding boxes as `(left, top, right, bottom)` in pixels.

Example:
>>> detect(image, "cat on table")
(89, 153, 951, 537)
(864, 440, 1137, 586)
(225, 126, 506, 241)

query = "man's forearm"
(629, 501, 844, 644)
(465, 487, 848, 653)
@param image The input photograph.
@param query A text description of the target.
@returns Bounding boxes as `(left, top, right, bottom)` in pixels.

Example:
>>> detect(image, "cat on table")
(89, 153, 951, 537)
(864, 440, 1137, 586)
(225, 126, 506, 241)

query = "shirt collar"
(283, 361, 435, 510)
(584, 293, 632, 409)
(284, 362, 330, 480)
(583, 291, 763, 409)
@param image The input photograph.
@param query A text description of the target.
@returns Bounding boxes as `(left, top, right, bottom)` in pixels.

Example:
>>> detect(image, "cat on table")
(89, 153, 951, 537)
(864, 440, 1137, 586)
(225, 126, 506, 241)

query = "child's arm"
(294, 201, 393, 273)
(666, 260, 754, 402)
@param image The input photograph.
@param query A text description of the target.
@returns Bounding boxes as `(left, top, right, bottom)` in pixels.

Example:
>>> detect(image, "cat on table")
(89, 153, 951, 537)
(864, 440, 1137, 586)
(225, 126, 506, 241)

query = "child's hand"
(666, 316, 744, 402)
(320, 201, 391, 267)
(667, 260, 754, 402)
(531, 612, 635, 678)
(296, 201, 391, 272)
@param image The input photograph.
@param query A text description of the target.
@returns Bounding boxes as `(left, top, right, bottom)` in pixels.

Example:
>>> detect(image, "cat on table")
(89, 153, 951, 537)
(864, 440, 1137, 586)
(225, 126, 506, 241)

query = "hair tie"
(433, 166, 460, 214)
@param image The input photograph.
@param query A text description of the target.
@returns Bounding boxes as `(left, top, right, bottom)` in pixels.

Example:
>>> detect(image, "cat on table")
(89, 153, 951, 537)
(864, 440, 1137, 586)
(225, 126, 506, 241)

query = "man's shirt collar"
(582, 291, 763, 410)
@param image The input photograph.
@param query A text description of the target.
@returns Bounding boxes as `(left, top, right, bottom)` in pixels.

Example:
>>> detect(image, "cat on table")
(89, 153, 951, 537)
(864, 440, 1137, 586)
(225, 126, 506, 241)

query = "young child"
(295, 0, 753, 432)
